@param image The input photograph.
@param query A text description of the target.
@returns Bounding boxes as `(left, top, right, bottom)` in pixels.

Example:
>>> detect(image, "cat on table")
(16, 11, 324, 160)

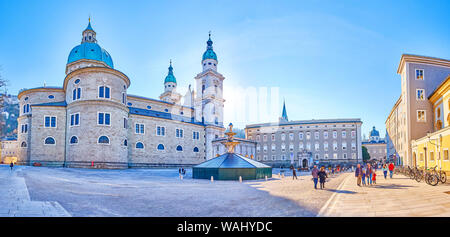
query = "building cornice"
(63, 66, 130, 91)
(18, 87, 64, 100)
(385, 95, 402, 124)
(195, 69, 225, 80)
(127, 94, 194, 111)
(397, 54, 450, 74)
(428, 75, 450, 103)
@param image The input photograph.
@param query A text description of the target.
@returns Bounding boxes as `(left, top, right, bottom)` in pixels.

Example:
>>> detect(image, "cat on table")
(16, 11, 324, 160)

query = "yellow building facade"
(412, 75, 450, 174)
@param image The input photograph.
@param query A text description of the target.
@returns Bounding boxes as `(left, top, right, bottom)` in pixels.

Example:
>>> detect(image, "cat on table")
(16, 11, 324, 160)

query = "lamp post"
(427, 133, 442, 170)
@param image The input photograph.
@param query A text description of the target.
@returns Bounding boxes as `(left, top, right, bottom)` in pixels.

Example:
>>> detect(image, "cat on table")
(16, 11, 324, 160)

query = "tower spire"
(82, 18, 96, 43)
(280, 99, 288, 122)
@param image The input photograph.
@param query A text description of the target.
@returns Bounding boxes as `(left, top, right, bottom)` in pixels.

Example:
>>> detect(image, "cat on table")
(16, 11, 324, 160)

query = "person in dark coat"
(318, 167, 328, 189)
(10, 162, 14, 172)
(290, 165, 298, 180)
(355, 164, 362, 186)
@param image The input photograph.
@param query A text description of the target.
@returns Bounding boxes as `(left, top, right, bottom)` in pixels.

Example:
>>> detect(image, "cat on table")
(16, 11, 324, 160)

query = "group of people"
(354, 162, 395, 187)
(178, 167, 186, 176)
(311, 165, 328, 189)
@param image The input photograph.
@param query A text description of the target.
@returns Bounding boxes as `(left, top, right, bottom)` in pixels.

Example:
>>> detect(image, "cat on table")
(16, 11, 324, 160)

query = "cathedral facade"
(16, 21, 225, 168)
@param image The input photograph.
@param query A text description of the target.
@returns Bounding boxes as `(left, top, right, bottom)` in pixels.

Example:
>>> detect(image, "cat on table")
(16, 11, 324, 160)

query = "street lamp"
(427, 133, 443, 170)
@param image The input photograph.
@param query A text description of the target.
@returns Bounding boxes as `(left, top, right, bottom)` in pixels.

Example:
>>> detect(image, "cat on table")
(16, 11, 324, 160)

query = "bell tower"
(194, 33, 226, 159)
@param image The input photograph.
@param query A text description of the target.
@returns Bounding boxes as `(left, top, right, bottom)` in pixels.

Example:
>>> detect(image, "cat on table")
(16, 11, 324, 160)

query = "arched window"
(193, 147, 199, 152)
(157, 144, 165, 150)
(436, 120, 443, 130)
(136, 142, 144, 149)
(176, 145, 183, 151)
(44, 137, 55, 145)
(98, 136, 110, 144)
(70, 136, 78, 144)
(21, 142, 27, 148)
(437, 108, 441, 117)
(124, 139, 128, 146)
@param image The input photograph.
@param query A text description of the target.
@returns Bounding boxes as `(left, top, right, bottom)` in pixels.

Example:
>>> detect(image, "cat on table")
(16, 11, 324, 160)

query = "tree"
(362, 146, 370, 162)
(0, 66, 8, 110)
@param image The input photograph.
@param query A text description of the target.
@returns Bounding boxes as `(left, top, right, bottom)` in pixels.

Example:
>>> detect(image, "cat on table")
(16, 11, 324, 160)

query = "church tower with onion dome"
(159, 60, 182, 104)
(194, 33, 226, 160)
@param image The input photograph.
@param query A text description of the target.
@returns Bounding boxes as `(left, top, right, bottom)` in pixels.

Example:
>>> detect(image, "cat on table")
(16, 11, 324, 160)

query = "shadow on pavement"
(325, 189, 357, 194)
(371, 184, 415, 189)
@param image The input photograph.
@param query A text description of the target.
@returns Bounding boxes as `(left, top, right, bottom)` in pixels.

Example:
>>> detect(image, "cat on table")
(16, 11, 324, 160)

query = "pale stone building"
(362, 126, 387, 163)
(386, 54, 450, 167)
(16, 21, 226, 168)
(1, 138, 18, 164)
(245, 102, 363, 168)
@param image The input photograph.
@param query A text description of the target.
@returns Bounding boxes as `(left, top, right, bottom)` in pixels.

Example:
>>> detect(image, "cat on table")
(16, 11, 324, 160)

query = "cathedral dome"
(67, 21, 114, 68)
(202, 36, 217, 61)
(370, 126, 380, 137)
(67, 42, 114, 68)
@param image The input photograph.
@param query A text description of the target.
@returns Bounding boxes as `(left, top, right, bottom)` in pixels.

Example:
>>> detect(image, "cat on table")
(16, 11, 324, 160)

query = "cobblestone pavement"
(0, 165, 71, 217)
(318, 170, 450, 217)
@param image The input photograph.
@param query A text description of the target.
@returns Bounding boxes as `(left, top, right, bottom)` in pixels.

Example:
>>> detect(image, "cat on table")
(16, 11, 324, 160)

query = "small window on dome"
(48, 95, 54, 99)
(180, 112, 184, 115)
(164, 109, 169, 112)
(214, 64, 216, 66)
(24, 97, 29, 101)
(147, 106, 152, 110)
(208, 62, 212, 65)
(75, 79, 80, 84)
(127, 102, 132, 106)
(203, 63, 206, 66)
(91, 49, 94, 52)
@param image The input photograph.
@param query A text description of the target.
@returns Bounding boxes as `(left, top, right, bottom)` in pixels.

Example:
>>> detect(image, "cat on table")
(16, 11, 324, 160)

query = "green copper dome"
(202, 35, 217, 61)
(164, 61, 176, 84)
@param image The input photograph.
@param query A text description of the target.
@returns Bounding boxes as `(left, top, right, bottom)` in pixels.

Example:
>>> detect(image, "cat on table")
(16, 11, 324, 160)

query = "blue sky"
(1, 0, 450, 137)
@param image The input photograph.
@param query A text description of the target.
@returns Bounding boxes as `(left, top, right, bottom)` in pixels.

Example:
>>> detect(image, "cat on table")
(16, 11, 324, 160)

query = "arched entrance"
(302, 159, 308, 168)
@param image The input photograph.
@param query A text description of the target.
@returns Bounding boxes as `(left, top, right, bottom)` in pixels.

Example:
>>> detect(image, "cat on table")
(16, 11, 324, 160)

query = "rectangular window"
(44, 116, 56, 128)
(193, 131, 200, 140)
(416, 69, 424, 80)
(306, 132, 311, 140)
(417, 110, 426, 122)
(156, 126, 166, 136)
(314, 132, 319, 139)
(176, 128, 184, 138)
(70, 113, 80, 126)
(342, 131, 346, 138)
(98, 113, 111, 125)
(99, 86, 111, 99)
(430, 151, 434, 161)
(333, 131, 337, 139)
(135, 123, 145, 134)
(123, 118, 127, 129)
(416, 89, 425, 100)
(299, 132, 304, 140)
(351, 131, 356, 138)
(444, 149, 449, 160)
(324, 132, 328, 139)
(21, 124, 28, 133)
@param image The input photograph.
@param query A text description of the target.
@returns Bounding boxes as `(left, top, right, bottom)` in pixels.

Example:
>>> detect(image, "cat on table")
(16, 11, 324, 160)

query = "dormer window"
(208, 62, 212, 65)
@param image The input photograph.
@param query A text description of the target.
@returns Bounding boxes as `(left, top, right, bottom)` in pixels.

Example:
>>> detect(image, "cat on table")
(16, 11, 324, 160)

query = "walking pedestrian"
(9, 161, 14, 172)
(311, 165, 319, 189)
(361, 167, 366, 186)
(291, 165, 298, 180)
(372, 170, 377, 184)
(366, 163, 373, 185)
(318, 166, 328, 189)
(355, 164, 362, 186)
(382, 164, 388, 179)
(388, 162, 395, 178)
